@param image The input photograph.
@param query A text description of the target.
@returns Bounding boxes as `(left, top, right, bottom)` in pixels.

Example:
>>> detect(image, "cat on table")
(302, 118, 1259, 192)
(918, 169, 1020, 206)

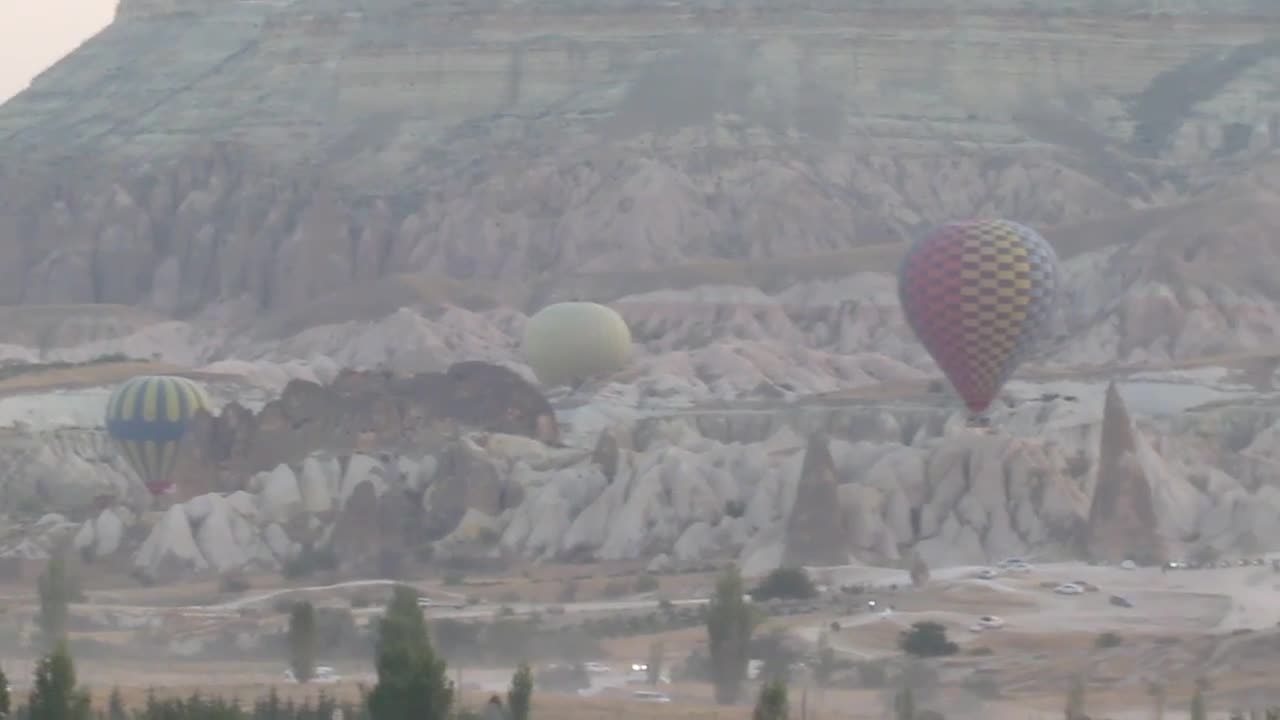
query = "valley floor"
(3, 559, 1279, 719)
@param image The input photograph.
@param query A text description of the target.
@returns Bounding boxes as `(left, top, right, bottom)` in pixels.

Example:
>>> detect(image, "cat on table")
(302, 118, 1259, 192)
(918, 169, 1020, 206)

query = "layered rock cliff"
(2, 2, 1280, 318)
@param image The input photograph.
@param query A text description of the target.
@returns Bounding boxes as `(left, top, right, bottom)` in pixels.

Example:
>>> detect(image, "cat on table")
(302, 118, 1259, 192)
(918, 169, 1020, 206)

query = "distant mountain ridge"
(0, 0, 1278, 319)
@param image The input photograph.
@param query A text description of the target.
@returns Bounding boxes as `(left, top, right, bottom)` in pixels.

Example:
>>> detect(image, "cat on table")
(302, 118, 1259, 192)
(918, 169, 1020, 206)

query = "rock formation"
(909, 551, 931, 588)
(2, 3, 1280, 318)
(1, 370, 1273, 584)
(1085, 383, 1167, 565)
(782, 434, 850, 567)
(5, 2, 1280, 583)
(169, 362, 558, 498)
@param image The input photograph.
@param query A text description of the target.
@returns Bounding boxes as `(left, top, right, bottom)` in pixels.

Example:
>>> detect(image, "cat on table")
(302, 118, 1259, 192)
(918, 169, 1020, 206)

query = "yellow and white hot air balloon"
(521, 301, 632, 388)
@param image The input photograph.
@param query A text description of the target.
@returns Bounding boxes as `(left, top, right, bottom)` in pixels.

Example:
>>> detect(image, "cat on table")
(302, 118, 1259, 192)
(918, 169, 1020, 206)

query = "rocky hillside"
(2, 2, 1280, 316)
(12, 361, 1277, 584)
(3, 2, 1280, 583)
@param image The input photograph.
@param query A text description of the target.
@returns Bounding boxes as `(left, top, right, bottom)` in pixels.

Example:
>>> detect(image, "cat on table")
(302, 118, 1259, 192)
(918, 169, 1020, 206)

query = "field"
(4, 557, 1280, 719)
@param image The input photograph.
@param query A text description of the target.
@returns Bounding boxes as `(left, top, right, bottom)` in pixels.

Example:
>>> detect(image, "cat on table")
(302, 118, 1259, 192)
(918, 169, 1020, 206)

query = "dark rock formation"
(421, 443, 507, 542)
(782, 433, 850, 567)
(908, 550, 930, 587)
(591, 429, 621, 482)
(1085, 382, 1166, 565)
(331, 479, 381, 574)
(171, 362, 557, 498)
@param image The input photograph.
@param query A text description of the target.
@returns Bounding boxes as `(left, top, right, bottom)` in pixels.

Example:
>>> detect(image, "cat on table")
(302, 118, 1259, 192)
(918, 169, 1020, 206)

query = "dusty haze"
(4, 3, 1280, 716)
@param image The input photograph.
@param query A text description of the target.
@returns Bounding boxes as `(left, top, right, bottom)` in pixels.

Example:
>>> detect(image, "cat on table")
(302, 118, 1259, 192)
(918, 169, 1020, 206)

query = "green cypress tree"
(894, 687, 915, 720)
(1065, 676, 1087, 720)
(37, 556, 73, 652)
(506, 664, 532, 720)
(106, 687, 125, 720)
(287, 601, 318, 684)
(26, 642, 90, 720)
(0, 665, 10, 719)
(264, 686, 281, 720)
(367, 586, 453, 720)
(706, 565, 755, 704)
(753, 678, 789, 720)
(646, 640, 664, 686)
(1190, 686, 1207, 720)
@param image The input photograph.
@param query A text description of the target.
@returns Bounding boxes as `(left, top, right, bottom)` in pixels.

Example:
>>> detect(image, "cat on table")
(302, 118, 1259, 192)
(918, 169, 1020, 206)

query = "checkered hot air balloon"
(898, 219, 1060, 423)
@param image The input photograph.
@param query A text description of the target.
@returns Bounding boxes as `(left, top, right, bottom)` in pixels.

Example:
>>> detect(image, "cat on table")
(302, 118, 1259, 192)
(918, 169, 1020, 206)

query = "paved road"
(25, 579, 711, 620)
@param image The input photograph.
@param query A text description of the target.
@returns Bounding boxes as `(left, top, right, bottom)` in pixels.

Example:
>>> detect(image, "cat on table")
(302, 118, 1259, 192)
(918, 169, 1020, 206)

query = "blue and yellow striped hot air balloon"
(104, 375, 211, 496)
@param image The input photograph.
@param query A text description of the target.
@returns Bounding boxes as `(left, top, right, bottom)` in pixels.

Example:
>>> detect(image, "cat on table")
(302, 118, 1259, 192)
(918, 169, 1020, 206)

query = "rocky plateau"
(2, 1, 1280, 583)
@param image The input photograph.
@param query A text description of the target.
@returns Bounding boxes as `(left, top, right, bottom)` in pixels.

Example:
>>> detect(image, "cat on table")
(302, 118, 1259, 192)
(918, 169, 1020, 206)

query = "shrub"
(899, 622, 958, 658)
(1095, 632, 1123, 649)
(220, 574, 251, 593)
(750, 568, 817, 602)
(856, 661, 888, 688)
(282, 545, 337, 579)
(556, 580, 579, 603)
(633, 574, 660, 593)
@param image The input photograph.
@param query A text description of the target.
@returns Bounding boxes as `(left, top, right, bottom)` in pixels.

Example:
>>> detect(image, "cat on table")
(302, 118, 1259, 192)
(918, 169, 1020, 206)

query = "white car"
(283, 666, 342, 684)
(632, 691, 672, 703)
(417, 597, 434, 608)
(1055, 583, 1085, 595)
(1120, 560, 1137, 570)
(584, 662, 611, 674)
(1004, 562, 1032, 574)
(976, 615, 1005, 629)
(976, 568, 999, 580)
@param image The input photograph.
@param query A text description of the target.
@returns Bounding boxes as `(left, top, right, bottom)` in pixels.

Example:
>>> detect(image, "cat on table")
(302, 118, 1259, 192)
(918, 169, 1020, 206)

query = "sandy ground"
(809, 559, 1280, 645)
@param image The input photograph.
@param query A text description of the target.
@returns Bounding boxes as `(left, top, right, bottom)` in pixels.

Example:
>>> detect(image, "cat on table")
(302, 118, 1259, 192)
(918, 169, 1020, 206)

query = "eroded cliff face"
(1, 2, 1280, 316)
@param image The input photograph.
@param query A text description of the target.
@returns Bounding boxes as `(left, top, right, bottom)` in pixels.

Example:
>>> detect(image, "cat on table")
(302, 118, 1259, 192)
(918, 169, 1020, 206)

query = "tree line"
(14, 555, 802, 720)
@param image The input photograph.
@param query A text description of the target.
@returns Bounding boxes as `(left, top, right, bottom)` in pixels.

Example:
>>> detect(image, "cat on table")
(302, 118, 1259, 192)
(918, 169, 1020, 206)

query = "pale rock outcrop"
(73, 508, 125, 559)
(263, 523, 297, 562)
(192, 495, 252, 572)
(134, 505, 208, 582)
(257, 465, 303, 523)
(298, 455, 339, 514)
(2, 514, 82, 561)
(339, 455, 386, 509)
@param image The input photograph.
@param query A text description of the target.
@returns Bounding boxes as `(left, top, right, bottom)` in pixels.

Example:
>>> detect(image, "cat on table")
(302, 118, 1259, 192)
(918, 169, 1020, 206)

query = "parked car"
(283, 666, 341, 684)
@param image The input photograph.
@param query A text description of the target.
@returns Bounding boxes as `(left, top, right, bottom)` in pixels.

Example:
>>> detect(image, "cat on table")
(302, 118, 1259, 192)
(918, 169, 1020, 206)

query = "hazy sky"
(1, 0, 119, 102)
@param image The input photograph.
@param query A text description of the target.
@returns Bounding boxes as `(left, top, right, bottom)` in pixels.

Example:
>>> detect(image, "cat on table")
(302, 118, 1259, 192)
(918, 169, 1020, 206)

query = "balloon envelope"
(898, 219, 1060, 415)
(522, 301, 632, 388)
(105, 375, 211, 495)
